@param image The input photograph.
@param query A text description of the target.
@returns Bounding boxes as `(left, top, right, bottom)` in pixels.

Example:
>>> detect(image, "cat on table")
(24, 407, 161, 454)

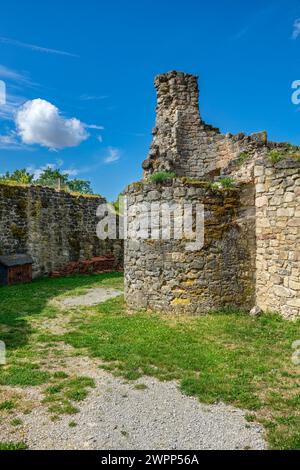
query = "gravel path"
(22, 367, 266, 450)
(1, 288, 267, 450)
(58, 288, 122, 308)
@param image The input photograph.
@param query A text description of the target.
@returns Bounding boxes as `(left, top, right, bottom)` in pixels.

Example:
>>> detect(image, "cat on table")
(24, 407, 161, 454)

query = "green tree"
(112, 193, 124, 215)
(36, 167, 68, 188)
(1, 165, 94, 195)
(36, 168, 93, 194)
(1, 169, 34, 184)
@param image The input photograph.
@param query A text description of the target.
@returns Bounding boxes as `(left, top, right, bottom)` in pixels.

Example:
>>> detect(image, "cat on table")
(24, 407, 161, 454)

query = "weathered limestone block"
(255, 159, 300, 319)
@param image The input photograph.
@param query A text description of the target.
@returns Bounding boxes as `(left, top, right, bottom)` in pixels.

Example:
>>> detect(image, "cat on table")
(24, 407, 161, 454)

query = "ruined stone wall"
(125, 180, 256, 314)
(127, 71, 300, 319)
(142, 71, 270, 180)
(254, 159, 300, 319)
(0, 184, 123, 278)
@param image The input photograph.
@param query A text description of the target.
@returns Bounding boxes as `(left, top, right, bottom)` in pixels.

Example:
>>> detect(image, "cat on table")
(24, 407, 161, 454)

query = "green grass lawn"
(1, 272, 300, 449)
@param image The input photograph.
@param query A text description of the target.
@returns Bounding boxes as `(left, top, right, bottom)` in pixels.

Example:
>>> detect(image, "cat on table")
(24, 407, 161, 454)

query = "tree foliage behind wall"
(0, 167, 94, 195)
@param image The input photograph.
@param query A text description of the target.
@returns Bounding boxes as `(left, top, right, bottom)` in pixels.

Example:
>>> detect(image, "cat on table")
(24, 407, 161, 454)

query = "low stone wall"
(255, 159, 300, 319)
(0, 184, 123, 278)
(125, 180, 255, 314)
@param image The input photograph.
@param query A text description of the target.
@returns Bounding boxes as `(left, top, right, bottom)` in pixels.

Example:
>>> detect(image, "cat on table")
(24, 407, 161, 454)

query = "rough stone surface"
(249, 306, 262, 317)
(0, 184, 123, 278)
(125, 181, 255, 314)
(142, 71, 283, 181)
(255, 159, 300, 319)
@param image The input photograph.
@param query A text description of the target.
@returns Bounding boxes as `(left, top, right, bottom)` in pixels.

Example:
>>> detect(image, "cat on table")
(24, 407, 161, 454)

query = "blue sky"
(0, 0, 300, 200)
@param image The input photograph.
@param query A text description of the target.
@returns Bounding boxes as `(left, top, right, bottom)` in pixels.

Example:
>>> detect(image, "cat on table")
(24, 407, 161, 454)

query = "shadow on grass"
(0, 272, 123, 352)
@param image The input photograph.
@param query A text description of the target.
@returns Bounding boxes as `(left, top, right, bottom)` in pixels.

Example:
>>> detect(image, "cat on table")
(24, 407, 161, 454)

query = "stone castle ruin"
(125, 71, 300, 319)
(0, 70, 299, 319)
(0, 185, 122, 278)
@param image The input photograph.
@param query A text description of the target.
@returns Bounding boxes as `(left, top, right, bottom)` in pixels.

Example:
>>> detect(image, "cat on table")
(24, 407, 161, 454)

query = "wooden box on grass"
(0, 254, 33, 286)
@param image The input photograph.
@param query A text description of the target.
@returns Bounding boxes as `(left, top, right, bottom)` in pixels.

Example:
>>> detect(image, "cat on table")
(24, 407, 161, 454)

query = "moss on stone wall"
(10, 224, 26, 240)
(0, 184, 123, 278)
(125, 180, 255, 315)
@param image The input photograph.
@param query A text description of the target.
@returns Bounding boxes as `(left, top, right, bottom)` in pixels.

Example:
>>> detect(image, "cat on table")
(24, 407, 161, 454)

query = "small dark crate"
(0, 254, 33, 286)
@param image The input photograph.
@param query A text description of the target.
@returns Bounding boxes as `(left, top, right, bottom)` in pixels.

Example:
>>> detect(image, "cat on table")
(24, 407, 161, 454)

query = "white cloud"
(80, 94, 108, 101)
(0, 92, 27, 121)
(0, 65, 28, 83)
(292, 19, 300, 39)
(0, 37, 78, 57)
(0, 134, 15, 145)
(86, 124, 104, 130)
(0, 64, 40, 123)
(26, 163, 79, 180)
(63, 168, 79, 176)
(103, 147, 121, 164)
(0, 64, 36, 88)
(15, 99, 89, 150)
(0, 135, 19, 150)
(0, 131, 30, 150)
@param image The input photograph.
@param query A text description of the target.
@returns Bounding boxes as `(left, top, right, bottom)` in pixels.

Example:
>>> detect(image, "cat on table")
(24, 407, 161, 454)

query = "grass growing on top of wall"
(0, 273, 300, 449)
(148, 171, 176, 183)
(267, 144, 300, 163)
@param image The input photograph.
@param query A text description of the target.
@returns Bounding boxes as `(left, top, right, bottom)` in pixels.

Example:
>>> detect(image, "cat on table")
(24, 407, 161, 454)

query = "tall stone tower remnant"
(142, 71, 268, 180)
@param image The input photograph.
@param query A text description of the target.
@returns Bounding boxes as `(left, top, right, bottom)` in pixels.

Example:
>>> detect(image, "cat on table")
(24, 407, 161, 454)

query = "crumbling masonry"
(125, 71, 300, 319)
(0, 185, 122, 278)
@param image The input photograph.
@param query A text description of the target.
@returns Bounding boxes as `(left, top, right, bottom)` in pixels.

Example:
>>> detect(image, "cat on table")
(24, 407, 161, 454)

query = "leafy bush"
(0, 169, 33, 185)
(112, 193, 125, 215)
(0, 167, 94, 195)
(267, 150, 284, 164)
(217, 177, 235, 188)
(149, 171, 176, 183)
(63, 178, 93, 195)
(235, 151, 251, 166)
